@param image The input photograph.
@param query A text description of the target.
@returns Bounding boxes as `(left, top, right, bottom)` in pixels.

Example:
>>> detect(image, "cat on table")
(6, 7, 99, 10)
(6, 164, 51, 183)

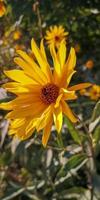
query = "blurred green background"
(0, 0, 100, 199)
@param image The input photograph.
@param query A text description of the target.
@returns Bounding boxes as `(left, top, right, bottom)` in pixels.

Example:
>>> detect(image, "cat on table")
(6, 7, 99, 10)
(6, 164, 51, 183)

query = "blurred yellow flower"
(0, 1, 6, 17)
(79, 89, 87, 96)
(85, 59, 94, 69)
(0, 39, 91, 147)
(13, 30, 22, 40)
(89, 84, 100, 100)
(3, 37, 9, 45)
(14, 44, 25, 51)
(45, 25, 68, 48)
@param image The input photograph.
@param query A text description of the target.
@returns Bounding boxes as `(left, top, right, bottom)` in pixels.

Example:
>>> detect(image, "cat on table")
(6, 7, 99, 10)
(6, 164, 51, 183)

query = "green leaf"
(93, 125, 100, 144)
(91, 101, 100, 122)
(58, 153, 87, 177)
(59, 187, 87, 199)
(65, 117, 81, 144)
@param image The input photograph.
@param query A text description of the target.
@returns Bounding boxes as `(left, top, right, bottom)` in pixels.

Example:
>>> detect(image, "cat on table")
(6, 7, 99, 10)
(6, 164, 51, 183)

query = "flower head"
(0, 39, 91, 147)
(79, 88, 87, 96)
(89, 84, 100, 100)
(13, 30, 22, 41)
(0, 1, 6, 17)
(79, 84, 100, 101)
(14, 44, 25, 51)
(45, 25, 68, 48)
(85, 59, 94, 69)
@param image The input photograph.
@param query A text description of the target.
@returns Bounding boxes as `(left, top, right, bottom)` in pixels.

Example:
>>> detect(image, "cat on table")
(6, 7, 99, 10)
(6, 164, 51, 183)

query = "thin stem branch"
(33, 1, 43, 38)
(78, 118, 96, 200)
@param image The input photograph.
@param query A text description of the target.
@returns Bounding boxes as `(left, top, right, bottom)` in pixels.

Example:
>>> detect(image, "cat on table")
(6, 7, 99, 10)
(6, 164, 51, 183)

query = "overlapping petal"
(61, 101, 78, 123)
(53, 105, 63, 133)
(31, 39, 52, 82)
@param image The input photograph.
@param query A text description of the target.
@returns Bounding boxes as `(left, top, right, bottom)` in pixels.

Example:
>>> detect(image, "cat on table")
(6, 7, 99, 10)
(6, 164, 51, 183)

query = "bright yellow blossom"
(89, 84, 100, 100)
(13, 30, 22, 40)
(0, 1, 6, 17)
(79, 89, 87, 96)
(79, 84, 100, 101)
(0, 39, 91, 147)
(14, 44, 25, 51)
(45, 25, 68, 48)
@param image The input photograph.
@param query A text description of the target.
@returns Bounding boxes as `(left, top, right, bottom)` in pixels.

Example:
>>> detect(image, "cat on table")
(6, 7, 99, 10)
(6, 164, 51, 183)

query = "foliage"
(0, 0, 100, 199)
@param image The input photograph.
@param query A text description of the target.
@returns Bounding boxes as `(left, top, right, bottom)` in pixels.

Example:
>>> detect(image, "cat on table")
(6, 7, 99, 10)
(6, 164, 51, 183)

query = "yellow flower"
(0, 1, 6, 17)
(79, 89, 87, 96)
(13, 30, 22, 41)
(45, 25, 68, 48)
(85, 59, 94, 69)
(14, 44, 25, 51)
(0, 39, 91, 147)
(89, 84, 100, 100)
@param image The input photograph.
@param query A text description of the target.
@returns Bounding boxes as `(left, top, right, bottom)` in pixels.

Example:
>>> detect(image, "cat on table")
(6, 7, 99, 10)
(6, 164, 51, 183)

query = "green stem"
(57, 133, 64, 148)
(79, 119, 96, 200)
(36, 1, 43, 38)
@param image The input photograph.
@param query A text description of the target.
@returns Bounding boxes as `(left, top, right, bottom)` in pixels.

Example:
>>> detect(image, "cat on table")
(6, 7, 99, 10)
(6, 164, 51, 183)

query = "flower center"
(55, 36, 60, 41)
(41, 83, 59, 105)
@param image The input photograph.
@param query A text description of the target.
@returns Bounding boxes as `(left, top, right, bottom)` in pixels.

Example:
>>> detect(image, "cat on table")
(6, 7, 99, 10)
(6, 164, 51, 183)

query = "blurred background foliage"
(0, 0, 100, 199)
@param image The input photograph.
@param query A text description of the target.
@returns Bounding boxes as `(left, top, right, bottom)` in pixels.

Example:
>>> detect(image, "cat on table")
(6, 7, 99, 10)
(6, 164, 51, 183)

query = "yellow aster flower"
(14, 44, 25, 51)
(0, 39, 91, 147)
(85, 59, 94, 69)
(89, 84, 100, 100)
(0, 1, 6, 17)
(45, 25, 68, 48)
(13, 30, 22, 41)
(79, 88, 87, 96)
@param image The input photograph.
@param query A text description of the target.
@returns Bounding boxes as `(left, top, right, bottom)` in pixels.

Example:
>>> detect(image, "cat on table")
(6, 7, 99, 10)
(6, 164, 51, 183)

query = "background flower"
(0, 1, 100, 199)
(45, 25, 68, 48)
(85, 59, 94, 69)
(0, 1, 6, 17)
(89, 84, 100, 100)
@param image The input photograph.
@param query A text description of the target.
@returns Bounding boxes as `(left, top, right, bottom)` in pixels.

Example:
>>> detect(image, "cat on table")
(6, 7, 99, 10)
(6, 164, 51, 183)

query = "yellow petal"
(54, 93, 63, 108)
(14, 57, 44, 85)
(42, 116, 53, 147)
(68, 83, 92, 91)
(66, 47, 76, 71)
(53, 105, 63, 133)
(66, 70, 76, 86)
(61, 101, 78, 123)
(5, 93, 40, 108)
(61, 88, 77, 100)
(4, 70, 35, 85)
(59, 70, 76, 88)
(16, 50, 48, 84)
(25, 118, 38, 135)
(40, 39, 53, 81)
(10, 118, 26, 129)
(31, 38, 51, 82)
(6, 102, 47, 119)
(36, 105, 53, 132)
(3, 82, 30, 94)
(59, 47, 76, 87)
(0, 101, 13, 110)
(50, 44, 61, 82)
(40, 39, 47, 61)
(17, 50, 47, 83)
(58, 40, 66, 68)
(10, 118, 35, 140)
